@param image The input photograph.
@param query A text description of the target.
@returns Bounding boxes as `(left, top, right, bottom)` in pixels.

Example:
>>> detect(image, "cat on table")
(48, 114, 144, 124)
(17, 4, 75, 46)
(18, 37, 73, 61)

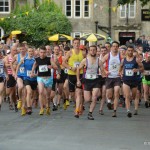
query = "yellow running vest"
(68, 49, 83, 75)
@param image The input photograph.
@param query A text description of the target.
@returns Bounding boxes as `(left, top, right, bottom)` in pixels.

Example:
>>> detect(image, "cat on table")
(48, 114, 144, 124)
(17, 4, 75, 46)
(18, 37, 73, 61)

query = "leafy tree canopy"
(0, 0, 72, 47)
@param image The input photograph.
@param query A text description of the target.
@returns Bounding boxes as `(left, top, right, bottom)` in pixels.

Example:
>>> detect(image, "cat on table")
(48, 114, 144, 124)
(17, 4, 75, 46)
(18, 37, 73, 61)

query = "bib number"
(19, 67, 24, 73)
(74, 62, 80, 68)
(39, 65, 48, 72)
(125, 69, 134, 76)
(27, 70, 32, 77)
(64, 69, 68, 74)
(110, 64, 118, 72)
(145, 70, 150, 75)
(85, 74, 97, 79)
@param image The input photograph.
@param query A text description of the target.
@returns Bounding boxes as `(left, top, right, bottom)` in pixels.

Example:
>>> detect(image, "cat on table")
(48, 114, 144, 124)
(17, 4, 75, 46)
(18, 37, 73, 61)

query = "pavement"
(0, 101, 150, 150)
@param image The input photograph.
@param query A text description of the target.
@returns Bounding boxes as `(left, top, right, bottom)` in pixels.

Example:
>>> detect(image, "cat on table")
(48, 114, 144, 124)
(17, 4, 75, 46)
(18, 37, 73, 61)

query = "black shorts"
(105, 77, 121, 89)
(98, 76, 106, 87)
(24, 79, 37, 90)
(0, 77, 4, 83)
(137, 80, 142, 93)
(6, 75, 16, 88)
(84, 78, 100, 91)
(123, 80, 137, 89)
(57, 70, 65, 84)
(68, 74, 83, 92)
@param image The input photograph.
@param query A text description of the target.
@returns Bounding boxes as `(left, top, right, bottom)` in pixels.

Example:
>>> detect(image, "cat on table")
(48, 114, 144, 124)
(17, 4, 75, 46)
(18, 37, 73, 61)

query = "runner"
(119, 46, 144, 117)
(17, 47, 37, 115)
(62, 38, 86, 118)
(31, 46, 58, 115)
(14, 44, 27, 110)
(77, 45, 105, 120)
(0, 51, 5, 110)
(4, 46, 18, 112)
(102, 41, 122, 117)
(98, 46, 108, 115)
(142, 52, 150, 108)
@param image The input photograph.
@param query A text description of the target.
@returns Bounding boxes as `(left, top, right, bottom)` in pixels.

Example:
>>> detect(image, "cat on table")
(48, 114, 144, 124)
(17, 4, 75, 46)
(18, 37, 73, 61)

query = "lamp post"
(108, 0, 112, 38)
(95, 21, 99, 34)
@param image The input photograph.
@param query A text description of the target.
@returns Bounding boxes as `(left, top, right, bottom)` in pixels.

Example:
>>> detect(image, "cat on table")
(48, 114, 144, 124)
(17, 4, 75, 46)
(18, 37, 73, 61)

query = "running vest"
(17, 53, 27, 77)
(106, 52, 121, 78)
(68, 49, 83, 75)
(35, 56, 51, 77)
(143, 61, 150, 81)
(7, 55, 13, 75)
(0, 59, 4, 78)
(85, 57, 99, 79)
(123, 57, 138, 81)
(24, 57, 36, 81)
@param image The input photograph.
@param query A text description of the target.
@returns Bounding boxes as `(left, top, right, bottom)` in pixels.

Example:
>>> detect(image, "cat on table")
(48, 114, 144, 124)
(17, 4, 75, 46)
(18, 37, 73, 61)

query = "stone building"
(0, 0, 149, 44)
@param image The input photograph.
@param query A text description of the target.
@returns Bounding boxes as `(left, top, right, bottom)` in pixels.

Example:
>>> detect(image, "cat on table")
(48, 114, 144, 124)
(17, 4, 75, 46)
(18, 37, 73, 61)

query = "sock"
(89, 112, 92, 114)
(127, 110, 130, 113)
(107, 99, 111, 103)
(114, 110, 116, 112)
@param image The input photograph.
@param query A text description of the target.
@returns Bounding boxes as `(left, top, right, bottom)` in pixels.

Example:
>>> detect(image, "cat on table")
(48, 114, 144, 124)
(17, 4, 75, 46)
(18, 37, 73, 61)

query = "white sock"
(107, 99, 111, 103)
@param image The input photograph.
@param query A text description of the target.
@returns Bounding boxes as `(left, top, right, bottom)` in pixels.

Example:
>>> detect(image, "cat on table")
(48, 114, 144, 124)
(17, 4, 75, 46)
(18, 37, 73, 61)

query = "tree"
(117, 0, 150, 6)
(0, 0, 72, 47)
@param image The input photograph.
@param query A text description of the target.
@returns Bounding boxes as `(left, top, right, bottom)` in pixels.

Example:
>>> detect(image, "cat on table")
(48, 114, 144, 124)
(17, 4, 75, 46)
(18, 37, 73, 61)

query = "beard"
(91, 54, 96, 57)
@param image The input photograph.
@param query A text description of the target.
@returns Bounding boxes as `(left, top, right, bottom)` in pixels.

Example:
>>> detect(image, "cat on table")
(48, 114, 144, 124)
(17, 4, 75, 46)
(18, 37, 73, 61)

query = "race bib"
(125, 69, 134, 76)
(110, 64, 119, 72)
(39, 65, 48, 72)
(27, 70, 32, 77)
(74, 62, 80, 68)
(0, 68, 3, 74)
(19, 67, 24, 73)
(145, 70, 150, 75)
(64, 69, 68, 74)
(85, 74, 97, 79)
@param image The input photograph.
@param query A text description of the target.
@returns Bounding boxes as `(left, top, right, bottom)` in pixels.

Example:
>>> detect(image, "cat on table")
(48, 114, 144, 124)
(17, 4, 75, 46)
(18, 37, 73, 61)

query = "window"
(83, 0, 90, 18)
(74, 32, 81, 38)
(0, 0, 10, 13)
(129, 2, 136, 18)
(65, 0, 72, 17)
(120, 5, 126, 18)
(120, 1, 136, 18)
(74, 0, 81, 18)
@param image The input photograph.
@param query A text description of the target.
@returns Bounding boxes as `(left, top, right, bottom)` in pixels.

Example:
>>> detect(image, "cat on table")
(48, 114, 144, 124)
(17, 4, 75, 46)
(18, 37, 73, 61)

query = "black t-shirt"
(35, 57, 51, 77)
(143, 61, 150, 80)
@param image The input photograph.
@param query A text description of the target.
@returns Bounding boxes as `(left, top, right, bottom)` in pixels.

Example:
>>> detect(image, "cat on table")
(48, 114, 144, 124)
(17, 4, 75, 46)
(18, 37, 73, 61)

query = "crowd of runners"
(0, 38, 150, 120)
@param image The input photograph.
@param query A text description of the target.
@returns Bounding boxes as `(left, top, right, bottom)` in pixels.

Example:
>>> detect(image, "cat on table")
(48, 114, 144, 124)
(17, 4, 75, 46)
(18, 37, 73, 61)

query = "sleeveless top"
(35, 56, 51, 77)
(17, 53, 27, 77)
(85, 57, 99, 80)
(0, 59, 5, 78)
(105, 52, 121, 78)
(7, 55, 13, 75)
(68, 49, 83, 75)
(123, 57, 138, 81)
(143, 61, 150, 81)
(24, 56, 37, 81)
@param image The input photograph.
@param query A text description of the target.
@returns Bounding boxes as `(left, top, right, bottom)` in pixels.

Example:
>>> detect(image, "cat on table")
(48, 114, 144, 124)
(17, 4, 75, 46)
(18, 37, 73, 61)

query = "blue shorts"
(17, 76, 24, 80)
(37, 76, 53, 88)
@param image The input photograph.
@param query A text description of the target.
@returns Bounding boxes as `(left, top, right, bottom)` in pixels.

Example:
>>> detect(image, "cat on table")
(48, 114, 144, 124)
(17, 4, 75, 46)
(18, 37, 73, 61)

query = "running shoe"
(15, 104, 18, 112)
(87, 113, 94, 120)
(74, 108, 79, 118)
(99, 110, 104, 115)
(9, 104, 14, 110)
(127, 112, 132, 118)
(27, 107, 32, 115)
(63, 103, 67, 110)
(145, 101, 149, 108)
(112, 112, 117, 117)
(107, 102, 112, 110)
(39, 108, 44, 115)
(21, 107, 26, 116)
(52, 105, 58, 111)
(17, 100, 22, 109)
(134, 110, 138, 115)
(65, 100, 70, 106)
(46, 107, 51, 115)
